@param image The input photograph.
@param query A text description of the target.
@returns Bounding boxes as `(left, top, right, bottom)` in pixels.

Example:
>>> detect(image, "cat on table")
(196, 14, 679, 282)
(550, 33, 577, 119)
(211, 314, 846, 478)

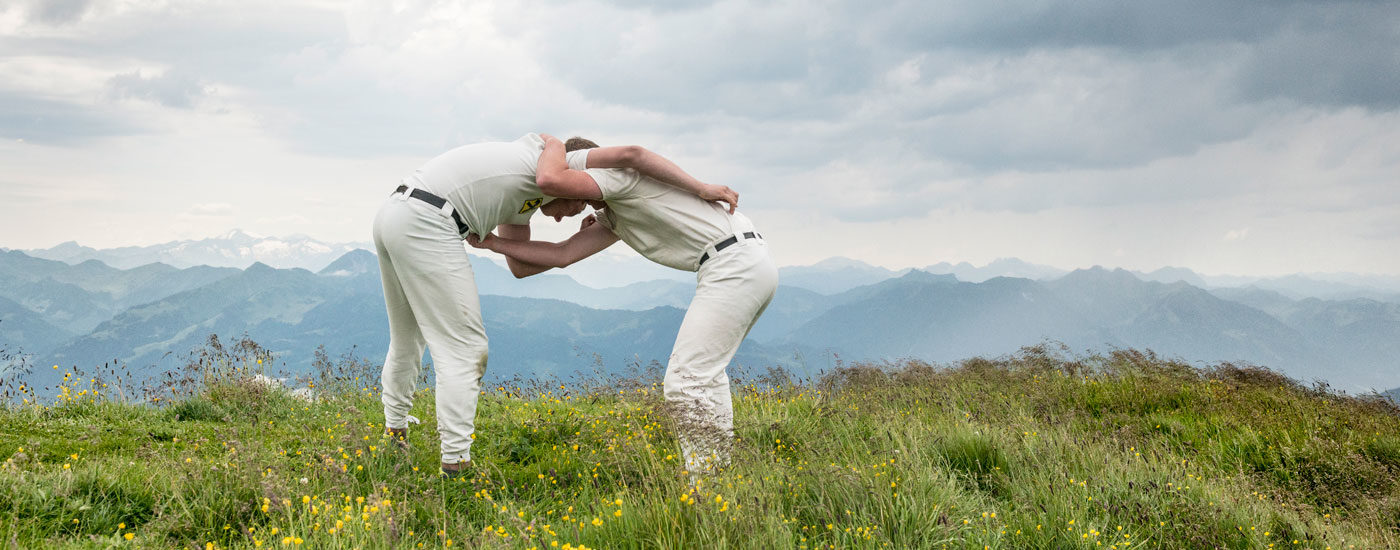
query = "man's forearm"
(504, 257, 554, 278)
(589, 145, 738, 213)
(615, 147, 706, 195)
(490, 238, 572, 269)
(487, 221, 619, 272)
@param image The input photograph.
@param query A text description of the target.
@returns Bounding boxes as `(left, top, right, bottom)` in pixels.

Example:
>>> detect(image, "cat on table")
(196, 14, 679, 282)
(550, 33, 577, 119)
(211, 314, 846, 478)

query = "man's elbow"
(616, 145, 645, 166)
(507, 259, 544, 278)
(536, 173, 563, 196)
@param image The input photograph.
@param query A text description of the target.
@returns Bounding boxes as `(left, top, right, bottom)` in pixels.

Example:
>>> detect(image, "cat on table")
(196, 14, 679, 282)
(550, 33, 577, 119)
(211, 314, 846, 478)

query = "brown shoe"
(387, 427, 409, 449)
(439, 460, 471, 479)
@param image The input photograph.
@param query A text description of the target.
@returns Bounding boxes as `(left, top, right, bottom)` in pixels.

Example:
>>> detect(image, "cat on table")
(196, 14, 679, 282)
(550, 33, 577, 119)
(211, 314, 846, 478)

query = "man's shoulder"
(424, 139, 541, 178)
(585, 167, 642, 194)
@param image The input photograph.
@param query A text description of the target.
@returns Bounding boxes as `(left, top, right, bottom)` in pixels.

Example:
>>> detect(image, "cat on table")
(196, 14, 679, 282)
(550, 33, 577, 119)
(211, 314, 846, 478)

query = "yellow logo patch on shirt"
(519, 198, 543, 214)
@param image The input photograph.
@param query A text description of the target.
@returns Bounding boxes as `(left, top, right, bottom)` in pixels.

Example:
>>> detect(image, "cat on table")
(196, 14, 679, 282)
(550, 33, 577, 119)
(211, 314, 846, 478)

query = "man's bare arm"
(584, 145, 740, 212)
(467, 221, 620, 277)
(491, 224, 551, 278)
(533, 137, 603, 200)
(535, 134, 739, 213)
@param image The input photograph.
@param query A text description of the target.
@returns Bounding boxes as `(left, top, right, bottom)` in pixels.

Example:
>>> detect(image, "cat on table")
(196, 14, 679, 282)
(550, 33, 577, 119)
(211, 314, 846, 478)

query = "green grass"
(2, 345, 1397, 549)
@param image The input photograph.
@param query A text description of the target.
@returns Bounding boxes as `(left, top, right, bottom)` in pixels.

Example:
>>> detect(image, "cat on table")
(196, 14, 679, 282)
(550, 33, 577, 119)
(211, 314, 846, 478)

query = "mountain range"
(22, 230, 368, 271)
(2, 245, 1398, 394)
(20, 230, 1400, 300)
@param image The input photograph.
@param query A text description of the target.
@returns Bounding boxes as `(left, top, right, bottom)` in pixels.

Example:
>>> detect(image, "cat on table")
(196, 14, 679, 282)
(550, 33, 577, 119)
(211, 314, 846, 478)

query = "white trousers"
(664, 237, 778, 473)
(372, 193, 488, 464)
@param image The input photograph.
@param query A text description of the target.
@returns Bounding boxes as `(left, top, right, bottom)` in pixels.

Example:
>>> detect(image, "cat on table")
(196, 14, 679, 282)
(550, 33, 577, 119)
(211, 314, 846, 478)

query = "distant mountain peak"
(778, 257, 910, 295)
(807, 256, 887, 270)
(896, 269, 954, 284)
(1060, 266, 1143, 285)
(922, 257, 1067, 283)
(1136, 266, 1209, 287)
(319, 249, 377, 277)
(985, 257, 1031, 267)
(217, 229, 263, 241)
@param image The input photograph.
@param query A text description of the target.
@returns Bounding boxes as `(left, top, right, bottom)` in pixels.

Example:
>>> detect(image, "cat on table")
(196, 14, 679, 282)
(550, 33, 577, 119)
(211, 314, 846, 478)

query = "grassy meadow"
(1, 340, 1398, 549)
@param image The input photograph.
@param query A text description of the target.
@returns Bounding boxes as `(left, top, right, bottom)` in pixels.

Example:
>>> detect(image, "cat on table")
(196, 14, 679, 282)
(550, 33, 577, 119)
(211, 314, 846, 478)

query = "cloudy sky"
(1, 0, 1397, 276)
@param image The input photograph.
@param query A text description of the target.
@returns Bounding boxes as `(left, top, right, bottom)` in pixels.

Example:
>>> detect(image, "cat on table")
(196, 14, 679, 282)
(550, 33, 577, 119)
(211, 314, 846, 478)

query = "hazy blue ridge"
(777, 256, 913, 295)
(1211, 285, 1400, 391)
(0, 250, 238, 334)
(779, 271, 1110, 362)
(4, 250, 1400, 394)
(33, 262, 333, 390)
(11, 251, 800, 391)
(1046, 268, 1322, 378)
(0, 275, 115, 335)
(1209, 286, 1299, 319)
(1271, 298, 1400, 392)
(0, 294, 75, 360)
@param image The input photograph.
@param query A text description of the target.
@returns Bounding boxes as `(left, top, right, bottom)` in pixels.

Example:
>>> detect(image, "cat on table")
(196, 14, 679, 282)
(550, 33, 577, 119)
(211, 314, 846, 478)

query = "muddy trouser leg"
(664, 239, 778, 473)
(373, 196, 488, 465)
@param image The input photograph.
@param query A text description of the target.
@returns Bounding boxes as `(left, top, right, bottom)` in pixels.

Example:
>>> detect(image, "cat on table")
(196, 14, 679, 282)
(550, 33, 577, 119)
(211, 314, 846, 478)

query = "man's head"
(565, 137, 599, 152)
(540, 198, 588, 222)
(539, 137, 606, 222)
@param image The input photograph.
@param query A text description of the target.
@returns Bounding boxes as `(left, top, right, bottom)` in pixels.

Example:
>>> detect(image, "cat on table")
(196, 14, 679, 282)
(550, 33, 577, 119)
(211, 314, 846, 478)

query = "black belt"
(393, 185, 471, 236)
(698, 232, 761, 267)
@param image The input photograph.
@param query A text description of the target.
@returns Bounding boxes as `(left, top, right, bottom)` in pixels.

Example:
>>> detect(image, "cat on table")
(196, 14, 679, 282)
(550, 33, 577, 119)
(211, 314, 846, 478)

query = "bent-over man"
(468, 137, 777, 474)
(374, 133, 736, 476)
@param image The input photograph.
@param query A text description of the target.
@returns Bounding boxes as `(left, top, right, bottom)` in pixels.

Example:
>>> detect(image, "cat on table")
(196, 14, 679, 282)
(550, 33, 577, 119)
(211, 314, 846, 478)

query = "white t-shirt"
(587, 167, 757, 272)
(402, 134, 589, 238)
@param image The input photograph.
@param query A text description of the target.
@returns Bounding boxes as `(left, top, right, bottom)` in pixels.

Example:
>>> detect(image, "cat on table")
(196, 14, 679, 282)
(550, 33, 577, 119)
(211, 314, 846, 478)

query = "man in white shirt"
(467, 137, 778, 474)
(374, 133, 737, 476)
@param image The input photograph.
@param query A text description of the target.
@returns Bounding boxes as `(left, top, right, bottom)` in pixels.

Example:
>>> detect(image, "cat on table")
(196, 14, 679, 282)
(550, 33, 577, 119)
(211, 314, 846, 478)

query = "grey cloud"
(106, 70, 208, 108)
(8, 0, 1397, 175)
(10, 5, 344, 89)
(591, 0, 720, 14)
(525, 2, 877, 120)
(3, 4, 365, 149)
(17, 0, 92, 25)
(447, 0, 1398, 183)
(0, 92, 147, 146)
(1235, 12, 1400, 109)
(528, 0, 1400, 175)
(638, 49, 1262, 179)
(871, 1, 1293, 53)
(873, 1, 1400, 111)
